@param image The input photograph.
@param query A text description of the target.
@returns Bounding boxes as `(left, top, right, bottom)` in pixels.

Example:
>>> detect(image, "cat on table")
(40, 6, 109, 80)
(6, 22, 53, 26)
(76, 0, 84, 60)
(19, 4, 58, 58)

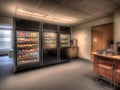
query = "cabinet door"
(92, 23, 113, 52)
(16, 31, 40, 65)
(43, 32, 58, 65)
(68, 47, 78, 59)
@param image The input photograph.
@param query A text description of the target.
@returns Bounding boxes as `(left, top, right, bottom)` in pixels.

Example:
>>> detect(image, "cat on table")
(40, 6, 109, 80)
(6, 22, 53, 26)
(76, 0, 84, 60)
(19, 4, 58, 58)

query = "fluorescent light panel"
(16, 7, 78, 24)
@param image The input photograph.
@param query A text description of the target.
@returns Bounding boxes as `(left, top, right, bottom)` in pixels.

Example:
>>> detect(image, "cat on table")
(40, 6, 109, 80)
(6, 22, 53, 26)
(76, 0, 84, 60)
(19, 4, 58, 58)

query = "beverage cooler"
(14, 18, 41, 72)
(60, 26, 71, 62)
(42, 23, 58, 65)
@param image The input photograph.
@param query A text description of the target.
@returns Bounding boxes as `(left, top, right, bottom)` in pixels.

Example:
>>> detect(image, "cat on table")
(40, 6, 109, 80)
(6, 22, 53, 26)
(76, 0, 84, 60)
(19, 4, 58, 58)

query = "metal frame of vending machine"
(13, 18, 41, 72)
(42, 23, 59, 66)
(59, 26, 71, 63)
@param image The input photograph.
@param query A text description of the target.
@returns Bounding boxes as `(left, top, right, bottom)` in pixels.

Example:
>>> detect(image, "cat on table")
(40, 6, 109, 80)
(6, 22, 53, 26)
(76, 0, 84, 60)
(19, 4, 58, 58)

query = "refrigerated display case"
(13, 18, 71, 71)
(42, 23, 58, 65)
(13, 18, 41, 72)
(60, 26, 71, 62)
(16, 31, 39, 65)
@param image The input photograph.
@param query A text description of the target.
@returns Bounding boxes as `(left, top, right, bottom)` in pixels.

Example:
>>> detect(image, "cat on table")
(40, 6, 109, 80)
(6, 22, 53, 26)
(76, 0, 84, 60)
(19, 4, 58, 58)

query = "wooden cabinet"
(92, 23, 114, 52)
(67, 47, 78, 59)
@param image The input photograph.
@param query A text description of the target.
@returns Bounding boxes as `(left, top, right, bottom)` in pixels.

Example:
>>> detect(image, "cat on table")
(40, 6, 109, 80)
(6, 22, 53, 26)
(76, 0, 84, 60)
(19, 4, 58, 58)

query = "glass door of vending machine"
(16, 31, 40, 66)
(60, 34, 70, 62)
(43, 32, 58, 65)
(60, 34, 70, 47)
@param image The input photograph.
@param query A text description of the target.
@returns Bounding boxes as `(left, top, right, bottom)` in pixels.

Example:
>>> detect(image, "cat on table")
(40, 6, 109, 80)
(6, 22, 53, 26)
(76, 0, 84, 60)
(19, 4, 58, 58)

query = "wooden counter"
(91, 52, 120, 60)
(91, 52, 120, 85)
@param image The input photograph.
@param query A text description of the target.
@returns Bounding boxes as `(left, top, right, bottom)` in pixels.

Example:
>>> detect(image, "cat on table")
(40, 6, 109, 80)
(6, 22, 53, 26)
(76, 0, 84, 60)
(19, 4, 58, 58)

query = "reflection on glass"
(60, 34, 70, 47)
(43, 32, 57, 48)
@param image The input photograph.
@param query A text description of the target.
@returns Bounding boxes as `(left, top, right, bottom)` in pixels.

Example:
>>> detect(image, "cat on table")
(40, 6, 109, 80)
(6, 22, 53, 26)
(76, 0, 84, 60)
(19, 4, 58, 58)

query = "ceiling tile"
(66, 8, 92, 19)
(36, 0, 59, 14)
(60, 0, 118, 20)
(93, 0, 118, 13)
(16, 0, 40, 9)
(49, 5, 72, 16)
(110, 0, 120, 6)
(48, 0, 67, 4)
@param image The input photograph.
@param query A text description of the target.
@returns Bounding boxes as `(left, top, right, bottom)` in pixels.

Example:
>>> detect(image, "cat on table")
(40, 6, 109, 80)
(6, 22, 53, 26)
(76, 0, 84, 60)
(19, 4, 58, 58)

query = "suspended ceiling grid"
(0, 0, 120, 25)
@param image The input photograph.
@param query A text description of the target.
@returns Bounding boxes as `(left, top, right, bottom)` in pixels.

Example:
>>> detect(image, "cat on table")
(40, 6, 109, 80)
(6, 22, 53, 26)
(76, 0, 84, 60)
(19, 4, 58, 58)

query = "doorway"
(0, 24, 13, 78)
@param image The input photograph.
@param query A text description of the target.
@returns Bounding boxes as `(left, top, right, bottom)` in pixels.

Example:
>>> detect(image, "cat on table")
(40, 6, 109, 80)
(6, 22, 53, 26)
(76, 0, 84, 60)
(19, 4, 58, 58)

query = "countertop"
(91, 52, 120, 60)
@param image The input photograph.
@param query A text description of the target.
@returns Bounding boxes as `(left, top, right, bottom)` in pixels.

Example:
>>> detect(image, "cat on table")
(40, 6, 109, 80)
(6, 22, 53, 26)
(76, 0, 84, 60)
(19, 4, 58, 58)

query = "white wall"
(72, 16, 113, 60)
(114, 9, 120, 49)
